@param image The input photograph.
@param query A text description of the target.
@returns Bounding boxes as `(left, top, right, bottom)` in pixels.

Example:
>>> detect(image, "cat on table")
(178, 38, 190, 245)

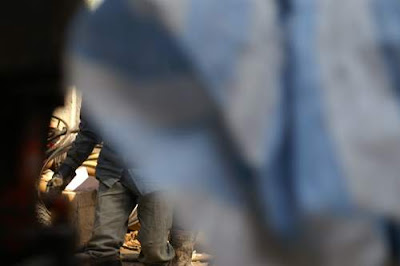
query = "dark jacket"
(57, 113, 125, 188)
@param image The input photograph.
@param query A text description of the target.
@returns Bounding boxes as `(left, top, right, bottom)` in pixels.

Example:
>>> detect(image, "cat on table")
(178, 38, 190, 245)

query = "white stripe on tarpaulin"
(127, 0, 282, 169)
(161, 0, 282, 169)
(318, 0, 400, 219)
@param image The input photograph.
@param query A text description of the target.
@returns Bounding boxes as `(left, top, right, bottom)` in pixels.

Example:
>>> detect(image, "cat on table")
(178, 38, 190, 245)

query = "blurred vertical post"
(0, 1, 82, 264)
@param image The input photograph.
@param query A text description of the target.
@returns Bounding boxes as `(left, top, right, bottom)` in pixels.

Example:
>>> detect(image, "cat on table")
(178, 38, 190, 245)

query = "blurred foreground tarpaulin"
(66, 0, 400, 264)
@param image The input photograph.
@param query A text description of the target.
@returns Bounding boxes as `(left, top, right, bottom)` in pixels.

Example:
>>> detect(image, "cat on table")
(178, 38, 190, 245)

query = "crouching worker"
(46, 105, 194, 265)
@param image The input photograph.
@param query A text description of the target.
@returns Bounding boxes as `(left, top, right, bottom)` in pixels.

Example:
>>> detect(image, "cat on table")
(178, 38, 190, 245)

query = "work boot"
(169, 230, 196, 266)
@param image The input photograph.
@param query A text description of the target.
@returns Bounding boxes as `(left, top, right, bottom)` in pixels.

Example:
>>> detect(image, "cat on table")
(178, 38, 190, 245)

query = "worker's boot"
(169, 230, 196, 266)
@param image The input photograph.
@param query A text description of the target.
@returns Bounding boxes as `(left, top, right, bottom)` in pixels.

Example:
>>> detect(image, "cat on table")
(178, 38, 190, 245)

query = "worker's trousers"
(84, 179, 175, 264)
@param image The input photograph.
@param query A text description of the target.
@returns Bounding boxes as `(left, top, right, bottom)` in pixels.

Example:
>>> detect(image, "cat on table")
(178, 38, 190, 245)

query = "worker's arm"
(57, 114, 102, 179)
(47, 113, 101, 192)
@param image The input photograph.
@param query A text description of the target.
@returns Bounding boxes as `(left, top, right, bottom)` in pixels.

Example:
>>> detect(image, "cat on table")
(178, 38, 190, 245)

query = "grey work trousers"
(84, 180, 175, 264)
(137, 192, 175, 265)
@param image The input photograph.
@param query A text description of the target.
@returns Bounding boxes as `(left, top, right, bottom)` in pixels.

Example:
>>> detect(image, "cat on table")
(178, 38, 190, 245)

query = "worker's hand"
(46, 173, 66, 195)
